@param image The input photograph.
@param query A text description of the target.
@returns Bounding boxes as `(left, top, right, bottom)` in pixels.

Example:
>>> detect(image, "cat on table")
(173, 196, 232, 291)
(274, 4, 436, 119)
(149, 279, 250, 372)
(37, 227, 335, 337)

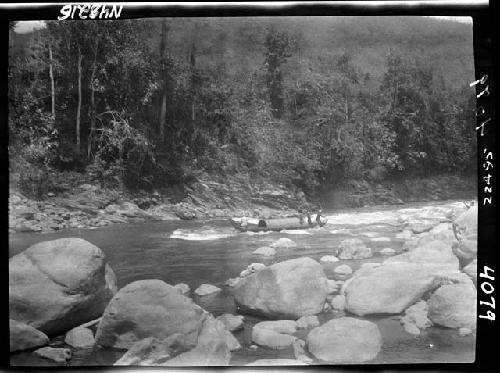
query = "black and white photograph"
(6, 2, 487, 368)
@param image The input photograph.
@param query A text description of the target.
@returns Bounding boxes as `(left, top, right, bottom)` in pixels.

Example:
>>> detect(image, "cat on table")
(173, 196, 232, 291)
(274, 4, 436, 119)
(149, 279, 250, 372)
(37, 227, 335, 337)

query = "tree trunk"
(48, 43, 55, 120)
(159, 20, 168, 143)
(190, 41, 196, 122)
(76, 46, 82, 151)
(87, 40, 99, 160)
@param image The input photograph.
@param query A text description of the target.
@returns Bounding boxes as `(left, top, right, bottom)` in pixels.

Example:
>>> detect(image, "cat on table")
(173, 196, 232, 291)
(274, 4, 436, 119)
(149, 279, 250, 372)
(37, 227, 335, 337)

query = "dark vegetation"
(8, 17, 476, 200)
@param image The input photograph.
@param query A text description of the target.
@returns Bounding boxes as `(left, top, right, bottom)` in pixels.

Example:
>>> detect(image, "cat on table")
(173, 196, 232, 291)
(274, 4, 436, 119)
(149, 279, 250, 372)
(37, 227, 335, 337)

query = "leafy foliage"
(9, 17, 476, 196)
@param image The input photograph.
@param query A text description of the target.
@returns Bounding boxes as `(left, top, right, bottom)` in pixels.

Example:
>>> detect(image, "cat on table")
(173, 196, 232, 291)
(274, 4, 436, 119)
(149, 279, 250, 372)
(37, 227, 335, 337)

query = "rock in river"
(337, 238, 372, 260)
(333, 264, 353, 280)
(232, 257, 329, 319)
(216, 313, 244, 331)
(428, 283, 477, 330)
(64, 326, 95, 349)
(95, 279, 205, 349)
(9, 238, 117, 336)
(34, 347, 72, 364)
(252, 246, 276, 256)
(10, 319, 49, 353)
(344, 262, 462, 316)
(306, 317, 381, 363)
(251, 326, 296, 349)
(270, 237, 297, 249)
(400, 300, 432, 336)
(194, 284, 221, 297)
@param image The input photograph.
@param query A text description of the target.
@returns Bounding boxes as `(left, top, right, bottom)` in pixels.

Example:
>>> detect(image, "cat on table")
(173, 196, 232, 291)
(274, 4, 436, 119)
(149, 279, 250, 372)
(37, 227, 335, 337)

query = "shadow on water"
(8, 200, 475, 366)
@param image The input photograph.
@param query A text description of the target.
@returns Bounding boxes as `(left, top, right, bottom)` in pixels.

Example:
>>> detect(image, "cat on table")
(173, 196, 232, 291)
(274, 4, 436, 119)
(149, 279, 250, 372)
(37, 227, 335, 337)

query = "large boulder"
(344, 262, 462, 316)
(232, 257, 329, 319)
(337, 238, 372, 260)
(453, 205, 477, 238)
(384, 240, 459, 270)
(306, 317, 381, 363)
(95, 280, 205, 349)
(10, 319, 49, 353)
(428, 284, 477, 329)
(114, 336, 187, 366)
(9, 238, 117, 336)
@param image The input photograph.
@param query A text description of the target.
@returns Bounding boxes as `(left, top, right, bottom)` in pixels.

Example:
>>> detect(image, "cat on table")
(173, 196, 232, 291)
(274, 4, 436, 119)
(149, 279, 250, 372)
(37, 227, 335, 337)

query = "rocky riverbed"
(9, 200, 477, 366)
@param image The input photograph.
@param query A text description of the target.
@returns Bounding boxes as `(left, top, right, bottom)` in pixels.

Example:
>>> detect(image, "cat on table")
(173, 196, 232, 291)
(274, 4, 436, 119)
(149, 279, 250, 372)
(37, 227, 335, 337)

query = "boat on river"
(230, 214, 328, 232)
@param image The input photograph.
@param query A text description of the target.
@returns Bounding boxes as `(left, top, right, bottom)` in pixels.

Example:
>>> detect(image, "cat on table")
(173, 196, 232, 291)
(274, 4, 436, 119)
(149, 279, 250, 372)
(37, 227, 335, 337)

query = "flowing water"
(9, 200, 475, 366)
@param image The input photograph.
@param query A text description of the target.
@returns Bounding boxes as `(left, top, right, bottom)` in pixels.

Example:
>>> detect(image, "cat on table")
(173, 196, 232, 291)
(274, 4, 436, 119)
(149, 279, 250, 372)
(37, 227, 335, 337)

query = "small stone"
(252, 246, 276, 256)
(64, 327, 95, 348)
(240, 263, 266, 277)
(380, 248, 396, 256)
(216, 314, 244, 332)
(334, 264, 353, 280)
(34, 347, 72, 364)
(225, 277, 241, 287)
(251, 327, 296, 349)
(320, 255, 339, 263)
(330, 294, 346, 312)
(174, 283, 191, 295)
(194, 284, 221, 297)
(270, 238, 297, 249)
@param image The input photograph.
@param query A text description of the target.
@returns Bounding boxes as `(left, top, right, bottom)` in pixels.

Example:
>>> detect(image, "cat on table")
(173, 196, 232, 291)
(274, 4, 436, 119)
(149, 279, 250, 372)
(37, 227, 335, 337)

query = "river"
(9, 200, 475, 366)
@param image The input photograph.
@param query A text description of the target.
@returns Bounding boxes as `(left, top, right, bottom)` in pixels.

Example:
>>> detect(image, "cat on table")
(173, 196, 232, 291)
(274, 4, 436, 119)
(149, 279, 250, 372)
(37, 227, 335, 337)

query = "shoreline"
(9, 173, 476, 235)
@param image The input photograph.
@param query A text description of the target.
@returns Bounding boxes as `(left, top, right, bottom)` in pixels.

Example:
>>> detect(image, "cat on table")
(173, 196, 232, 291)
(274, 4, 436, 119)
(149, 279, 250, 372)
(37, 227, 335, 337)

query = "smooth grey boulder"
(95, 279, 205, 349)
(232, 257, 329, 319)
(64, 326, 95, 349)
(10, 319, 49, 353)
(428, 283, 477, 329)
(306, 317, 381, 363)
(9, 238, 117, 336)
(344, 262, 462, 316)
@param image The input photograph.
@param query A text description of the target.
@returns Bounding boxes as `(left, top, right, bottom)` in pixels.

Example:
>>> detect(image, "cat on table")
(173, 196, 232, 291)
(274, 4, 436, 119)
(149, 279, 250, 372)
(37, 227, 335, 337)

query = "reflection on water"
(8, 200, 475, 366)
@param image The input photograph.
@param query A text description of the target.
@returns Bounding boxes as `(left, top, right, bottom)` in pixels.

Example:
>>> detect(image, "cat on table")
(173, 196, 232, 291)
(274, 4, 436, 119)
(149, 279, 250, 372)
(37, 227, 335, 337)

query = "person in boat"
(296, 191, 314, 225)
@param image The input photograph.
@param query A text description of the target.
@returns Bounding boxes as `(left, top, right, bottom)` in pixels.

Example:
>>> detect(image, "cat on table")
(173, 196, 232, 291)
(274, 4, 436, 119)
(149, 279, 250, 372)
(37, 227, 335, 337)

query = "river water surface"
(9, 200, 476, 366)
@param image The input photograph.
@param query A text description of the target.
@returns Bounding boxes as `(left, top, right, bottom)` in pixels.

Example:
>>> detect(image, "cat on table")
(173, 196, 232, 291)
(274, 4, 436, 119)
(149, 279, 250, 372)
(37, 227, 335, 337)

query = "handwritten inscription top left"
(58, 4, 123, 20)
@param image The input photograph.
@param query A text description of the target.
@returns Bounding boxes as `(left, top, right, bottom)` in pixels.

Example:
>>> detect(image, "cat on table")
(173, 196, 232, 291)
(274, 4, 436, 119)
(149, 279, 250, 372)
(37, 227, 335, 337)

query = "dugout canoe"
(230, 214, 328, 232)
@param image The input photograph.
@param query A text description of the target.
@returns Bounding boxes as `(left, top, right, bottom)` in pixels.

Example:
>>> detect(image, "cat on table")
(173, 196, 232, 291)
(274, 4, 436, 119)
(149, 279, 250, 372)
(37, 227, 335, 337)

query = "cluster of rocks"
(340, 206, 478, 336)
(9, 238, 117, 363)
(9, 237, 244, 366)
(10, 203, 478, 366)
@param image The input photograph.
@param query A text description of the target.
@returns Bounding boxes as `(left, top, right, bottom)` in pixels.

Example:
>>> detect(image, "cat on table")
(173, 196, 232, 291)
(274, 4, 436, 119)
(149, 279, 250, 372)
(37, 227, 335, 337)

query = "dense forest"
(8, 16, 476, 200)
